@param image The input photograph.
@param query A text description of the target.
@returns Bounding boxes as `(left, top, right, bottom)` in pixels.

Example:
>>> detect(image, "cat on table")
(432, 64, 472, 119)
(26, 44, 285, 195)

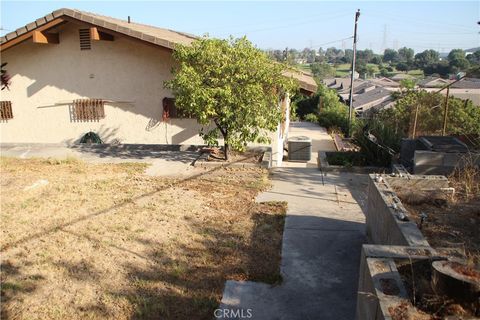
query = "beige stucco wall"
(0, 21, 206, 145)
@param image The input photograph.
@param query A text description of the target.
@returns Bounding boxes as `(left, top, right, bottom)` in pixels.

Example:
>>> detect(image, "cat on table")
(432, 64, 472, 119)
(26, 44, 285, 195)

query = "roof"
(283, 69, 318, 94)
(1, 8, 196, 50)
(418, 77, 450, 88)
(451, 77, 480, 89)
(352, 87, 391, 107)
(1, 8, 317, 94)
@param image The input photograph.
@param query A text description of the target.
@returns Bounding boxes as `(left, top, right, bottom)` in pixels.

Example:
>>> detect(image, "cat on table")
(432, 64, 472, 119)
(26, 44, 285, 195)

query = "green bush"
(352, 119, 401, 167)
(304, 113, 319, 123)
(326, 152, 367, 167)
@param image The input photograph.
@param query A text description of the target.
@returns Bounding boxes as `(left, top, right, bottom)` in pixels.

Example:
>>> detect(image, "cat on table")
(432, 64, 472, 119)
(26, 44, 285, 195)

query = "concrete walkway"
(219, 167, 368, 320)
(283, 122, 336, 168)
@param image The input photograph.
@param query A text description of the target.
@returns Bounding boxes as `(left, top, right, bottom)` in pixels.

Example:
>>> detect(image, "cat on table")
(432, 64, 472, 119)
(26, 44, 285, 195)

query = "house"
(350, 87, 392, 117)
(0, 8, 316, 166)
(419, 77, 480, 106)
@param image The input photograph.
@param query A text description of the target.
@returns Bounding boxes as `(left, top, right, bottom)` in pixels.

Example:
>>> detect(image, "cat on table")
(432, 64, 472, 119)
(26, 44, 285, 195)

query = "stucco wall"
(0, 21, 206, 145)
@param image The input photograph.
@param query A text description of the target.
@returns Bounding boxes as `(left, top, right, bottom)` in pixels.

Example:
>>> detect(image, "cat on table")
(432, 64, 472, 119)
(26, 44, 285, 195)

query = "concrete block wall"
(365, 175, 429, 247)
(355, 245, 443, 320)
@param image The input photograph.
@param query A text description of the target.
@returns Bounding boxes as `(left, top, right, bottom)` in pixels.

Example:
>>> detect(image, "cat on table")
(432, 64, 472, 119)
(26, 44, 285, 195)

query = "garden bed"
(319, 151, 386, 173)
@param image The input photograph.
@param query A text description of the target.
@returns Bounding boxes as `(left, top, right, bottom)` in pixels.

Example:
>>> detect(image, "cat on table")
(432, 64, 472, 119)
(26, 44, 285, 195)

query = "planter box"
(318, 151, 385, 173)
(356, 245, 459, 320)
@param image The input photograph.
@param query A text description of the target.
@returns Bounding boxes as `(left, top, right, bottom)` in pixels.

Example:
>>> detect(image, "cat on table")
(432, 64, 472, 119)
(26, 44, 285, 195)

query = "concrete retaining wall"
(365, 175, 429, 247)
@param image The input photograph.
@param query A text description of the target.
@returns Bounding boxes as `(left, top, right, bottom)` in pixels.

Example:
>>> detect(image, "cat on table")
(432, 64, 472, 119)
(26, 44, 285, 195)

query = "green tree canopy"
(165, 37, 297, 160)
(383, 49, 399, 63)
(414, 49, 440, 69)
(448, 49, 470, 73)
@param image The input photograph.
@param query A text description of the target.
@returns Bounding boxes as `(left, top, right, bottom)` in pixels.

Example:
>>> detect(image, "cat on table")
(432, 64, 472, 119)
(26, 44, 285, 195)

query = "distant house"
(419, 77, 480, 106)
(0, 8, 316, 166)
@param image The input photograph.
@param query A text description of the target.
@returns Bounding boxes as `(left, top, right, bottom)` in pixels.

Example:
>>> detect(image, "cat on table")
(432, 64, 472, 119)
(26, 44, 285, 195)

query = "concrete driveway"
(0, 144, 202, 177)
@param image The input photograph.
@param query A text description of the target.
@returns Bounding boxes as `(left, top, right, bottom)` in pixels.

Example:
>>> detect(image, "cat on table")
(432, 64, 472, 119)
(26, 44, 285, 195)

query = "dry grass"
(0, 157, 286, 320)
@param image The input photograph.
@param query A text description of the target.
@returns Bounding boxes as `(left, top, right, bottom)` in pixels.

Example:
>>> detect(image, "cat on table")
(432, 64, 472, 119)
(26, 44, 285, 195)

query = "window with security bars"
(0, 101, 13, 120)
(72, 99, 105, 121)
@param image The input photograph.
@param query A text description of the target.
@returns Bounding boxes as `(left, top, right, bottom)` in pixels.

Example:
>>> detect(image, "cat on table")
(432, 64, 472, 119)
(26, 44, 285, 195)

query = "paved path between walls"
(283, 122, 336, 168)
(219, 167, 368, 320)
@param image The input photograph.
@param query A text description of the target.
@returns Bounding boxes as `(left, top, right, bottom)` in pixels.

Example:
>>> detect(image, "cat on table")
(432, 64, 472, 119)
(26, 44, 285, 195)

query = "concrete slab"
(218, 167, 368, 320)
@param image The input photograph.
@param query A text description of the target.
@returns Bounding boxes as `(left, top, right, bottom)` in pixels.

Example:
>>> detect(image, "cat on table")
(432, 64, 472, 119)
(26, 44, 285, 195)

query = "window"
(162, 97, 191, 119)
(79, 29, 91, 50)
(72, 99, 105, 121)
(0, 101, 13, 120)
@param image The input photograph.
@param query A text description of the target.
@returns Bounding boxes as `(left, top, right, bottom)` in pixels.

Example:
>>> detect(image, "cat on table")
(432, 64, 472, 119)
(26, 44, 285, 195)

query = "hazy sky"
(1, 1, 479, 53)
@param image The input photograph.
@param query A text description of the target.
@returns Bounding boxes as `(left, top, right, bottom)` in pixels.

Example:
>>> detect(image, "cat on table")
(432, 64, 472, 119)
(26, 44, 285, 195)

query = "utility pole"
(347, 9, 360, 138)
(441, 86, 450, 136)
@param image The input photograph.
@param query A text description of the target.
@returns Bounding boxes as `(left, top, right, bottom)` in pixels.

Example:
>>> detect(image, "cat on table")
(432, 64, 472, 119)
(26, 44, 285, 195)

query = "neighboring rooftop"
(352, 87, 392, 107)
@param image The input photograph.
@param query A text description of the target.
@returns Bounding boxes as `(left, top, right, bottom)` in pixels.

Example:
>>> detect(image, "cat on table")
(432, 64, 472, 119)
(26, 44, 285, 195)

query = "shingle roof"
(1, 8, 317, 93)
(451, 77, 480, 89)
(352, 87, 391, 107)
(0, 8, 197, 49)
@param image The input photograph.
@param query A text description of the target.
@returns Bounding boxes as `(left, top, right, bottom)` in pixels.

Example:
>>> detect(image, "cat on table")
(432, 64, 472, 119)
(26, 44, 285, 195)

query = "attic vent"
(79, 29, 91, 50)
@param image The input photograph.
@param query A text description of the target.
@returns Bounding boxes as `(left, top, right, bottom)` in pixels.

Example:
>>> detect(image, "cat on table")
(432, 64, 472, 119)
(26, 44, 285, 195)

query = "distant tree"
(357, 49, 374, 64)
(448, 49, 470, 73)
(466, 50, 480, 65)
(356, 61, 368, 78)
(366, 65, 377, 78)
(370, 55, 383, 65)
(467, 65, 480, 78)
(398, 47, 415, 63)
(396, 62, 409, 72)
(342, 49, 354, 64)
(165, 37, 297, 160)
(325, 47, 342, 63)
(423, 61, 450, 77)
(310, 62, 336, 80)
(383, 48, 399, 63)
(414, 49, 440, 69)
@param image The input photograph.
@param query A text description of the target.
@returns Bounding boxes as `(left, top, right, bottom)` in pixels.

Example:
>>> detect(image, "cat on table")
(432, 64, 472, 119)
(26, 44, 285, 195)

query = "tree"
(466, 50, 480, 65)
(383, 49, 399, 63)
(414, 49, 440, 69)
(448, 49, 470, 73)
(398, 47, 414, 63)
(165, 37, 296, 160)
(310, 62, 335, 80)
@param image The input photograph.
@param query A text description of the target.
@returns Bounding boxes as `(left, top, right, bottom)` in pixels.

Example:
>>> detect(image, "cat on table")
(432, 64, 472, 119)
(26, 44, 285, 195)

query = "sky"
(1, 1, 479, 54)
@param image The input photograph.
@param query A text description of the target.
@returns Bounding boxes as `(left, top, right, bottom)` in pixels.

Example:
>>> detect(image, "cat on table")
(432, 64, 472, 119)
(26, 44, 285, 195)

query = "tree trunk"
(224, 142, 229, 161)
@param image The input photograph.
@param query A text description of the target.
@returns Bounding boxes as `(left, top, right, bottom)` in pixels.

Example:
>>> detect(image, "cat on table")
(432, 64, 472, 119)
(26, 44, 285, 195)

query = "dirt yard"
(0, 157, 286, 320)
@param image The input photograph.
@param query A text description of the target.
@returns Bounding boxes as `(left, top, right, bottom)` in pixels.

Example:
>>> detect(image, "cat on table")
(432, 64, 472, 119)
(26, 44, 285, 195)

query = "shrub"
(352, 119, 401, 167)
(304, 113, 319, 123)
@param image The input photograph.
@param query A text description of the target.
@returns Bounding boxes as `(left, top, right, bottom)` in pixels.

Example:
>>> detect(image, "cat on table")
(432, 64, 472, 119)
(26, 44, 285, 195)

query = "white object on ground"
(23, 179, 49, 191)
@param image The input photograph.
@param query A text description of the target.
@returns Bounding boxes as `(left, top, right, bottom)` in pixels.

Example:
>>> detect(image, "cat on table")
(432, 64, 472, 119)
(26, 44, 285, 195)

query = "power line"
(219, 12, 351, 37)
